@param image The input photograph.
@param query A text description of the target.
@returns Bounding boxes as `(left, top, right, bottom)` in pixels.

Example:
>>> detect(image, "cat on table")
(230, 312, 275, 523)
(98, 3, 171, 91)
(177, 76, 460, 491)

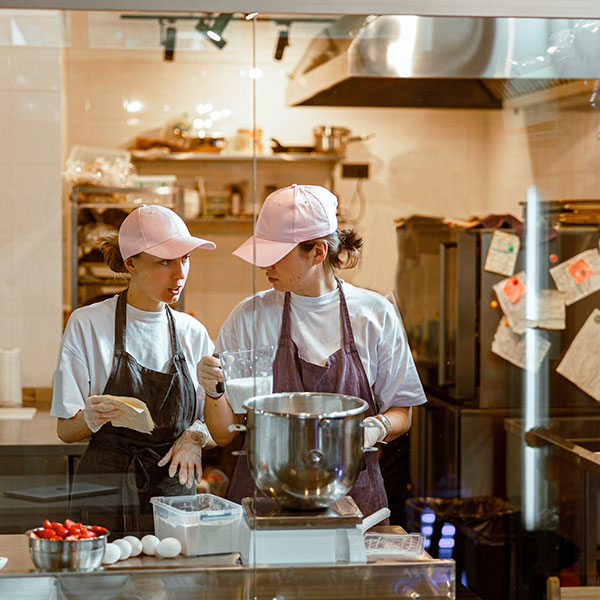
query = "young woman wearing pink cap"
(199, 184, 427, 519)
(51, 205, 216, 536)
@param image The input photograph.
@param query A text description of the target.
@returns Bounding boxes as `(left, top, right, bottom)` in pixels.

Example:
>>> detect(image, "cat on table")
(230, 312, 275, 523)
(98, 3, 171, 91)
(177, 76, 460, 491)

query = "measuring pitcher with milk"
(219, 346, 275, 414)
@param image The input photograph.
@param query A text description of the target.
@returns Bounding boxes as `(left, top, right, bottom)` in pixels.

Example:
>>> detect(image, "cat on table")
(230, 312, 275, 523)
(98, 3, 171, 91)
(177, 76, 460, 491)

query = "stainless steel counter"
(0, 409, 86, 457)
(0, 529, 456, 599)
(505, 417, 600, 585)
(0, 409, 88, 534)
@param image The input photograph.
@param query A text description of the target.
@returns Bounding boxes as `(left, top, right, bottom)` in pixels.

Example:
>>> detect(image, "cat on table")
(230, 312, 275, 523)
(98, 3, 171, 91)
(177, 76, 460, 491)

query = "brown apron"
(71, 291, 197, 537)
(227, 278, 389, 518)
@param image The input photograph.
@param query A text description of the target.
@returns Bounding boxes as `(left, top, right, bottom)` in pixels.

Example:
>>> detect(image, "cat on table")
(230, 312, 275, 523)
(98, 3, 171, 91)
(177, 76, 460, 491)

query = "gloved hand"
(83, 395, 121, 433)
(158, 428, 206, 489)
(198, 355, 224, 397)
(363, 416, 388, 448)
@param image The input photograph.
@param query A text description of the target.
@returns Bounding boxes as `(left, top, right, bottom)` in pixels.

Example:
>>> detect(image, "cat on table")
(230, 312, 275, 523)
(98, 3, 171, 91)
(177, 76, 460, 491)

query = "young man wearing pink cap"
(51, 205, 216, 536)
(200, 184, 427, 519)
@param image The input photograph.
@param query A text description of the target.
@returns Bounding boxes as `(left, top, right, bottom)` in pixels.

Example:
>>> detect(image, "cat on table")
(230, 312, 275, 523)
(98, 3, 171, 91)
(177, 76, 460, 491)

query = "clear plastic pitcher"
(219, 346, 275, 414)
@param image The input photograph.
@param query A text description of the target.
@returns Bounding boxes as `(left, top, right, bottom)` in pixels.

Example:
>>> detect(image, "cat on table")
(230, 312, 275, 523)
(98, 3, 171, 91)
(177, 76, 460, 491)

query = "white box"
(150, 494, 242, 557)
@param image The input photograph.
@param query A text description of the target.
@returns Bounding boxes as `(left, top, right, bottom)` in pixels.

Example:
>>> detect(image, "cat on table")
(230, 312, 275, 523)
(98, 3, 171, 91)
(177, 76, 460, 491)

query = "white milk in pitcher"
(224, 376, 273, 414)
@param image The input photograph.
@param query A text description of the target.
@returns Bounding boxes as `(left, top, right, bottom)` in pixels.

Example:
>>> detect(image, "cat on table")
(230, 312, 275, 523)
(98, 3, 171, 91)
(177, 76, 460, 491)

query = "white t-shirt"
(51, 296, 214, 419)
(216, 281, 427, 412)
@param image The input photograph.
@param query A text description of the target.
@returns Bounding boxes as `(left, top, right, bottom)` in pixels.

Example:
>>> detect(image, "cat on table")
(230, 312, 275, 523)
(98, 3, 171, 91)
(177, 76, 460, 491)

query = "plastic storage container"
(150, 494, 242, 556)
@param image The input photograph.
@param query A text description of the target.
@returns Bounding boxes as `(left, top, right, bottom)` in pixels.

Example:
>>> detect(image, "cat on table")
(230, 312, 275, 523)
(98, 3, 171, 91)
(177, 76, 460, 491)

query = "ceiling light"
(196, 13, 232, 50)
(244, 12, 258, 20)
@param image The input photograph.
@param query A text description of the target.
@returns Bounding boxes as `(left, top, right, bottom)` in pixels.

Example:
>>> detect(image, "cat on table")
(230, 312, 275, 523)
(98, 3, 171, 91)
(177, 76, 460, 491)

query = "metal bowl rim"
(243, 392, 369, 418)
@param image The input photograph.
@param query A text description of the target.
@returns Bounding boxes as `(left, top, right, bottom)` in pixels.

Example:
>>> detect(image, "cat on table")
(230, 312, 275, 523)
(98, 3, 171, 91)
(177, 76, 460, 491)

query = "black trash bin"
(405, 496, 520, 600)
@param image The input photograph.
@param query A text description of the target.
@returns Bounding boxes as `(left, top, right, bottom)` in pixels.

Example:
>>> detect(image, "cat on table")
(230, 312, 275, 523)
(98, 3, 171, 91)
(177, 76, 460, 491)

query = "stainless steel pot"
(232, 392, 376, 510)
(313, 125, 373, 154)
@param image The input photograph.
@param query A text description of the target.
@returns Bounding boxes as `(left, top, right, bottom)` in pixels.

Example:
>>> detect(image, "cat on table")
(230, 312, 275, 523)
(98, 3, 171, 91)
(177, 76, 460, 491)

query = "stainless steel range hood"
(286, 16, 600, 109)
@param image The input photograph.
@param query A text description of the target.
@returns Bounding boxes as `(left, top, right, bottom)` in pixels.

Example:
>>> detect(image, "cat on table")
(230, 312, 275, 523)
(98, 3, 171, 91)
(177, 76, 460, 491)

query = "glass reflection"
(3, 7, 600, 599)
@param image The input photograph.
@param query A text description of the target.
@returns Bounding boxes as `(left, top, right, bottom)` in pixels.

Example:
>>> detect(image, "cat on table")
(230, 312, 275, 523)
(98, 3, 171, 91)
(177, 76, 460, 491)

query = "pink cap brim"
(232, 235, 297, 267)
(143, 235, 215, 259)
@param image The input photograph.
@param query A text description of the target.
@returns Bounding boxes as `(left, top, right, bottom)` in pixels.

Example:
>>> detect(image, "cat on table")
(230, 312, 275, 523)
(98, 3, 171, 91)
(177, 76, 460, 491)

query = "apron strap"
(165, 305, 185, 359)
(126, 446, 164, 494)
(334, 276, 357, 349)
(114, 290, 128, 352)
(280, 292, 293, 340)
(115, 290, 184, 361)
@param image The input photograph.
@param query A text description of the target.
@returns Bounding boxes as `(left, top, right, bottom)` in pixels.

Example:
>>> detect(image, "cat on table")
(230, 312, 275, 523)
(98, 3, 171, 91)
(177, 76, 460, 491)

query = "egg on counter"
(156, 537, 182, 559)
(123, 535, 143, 557)
(141, 534, 160, 556)
(113, 538, 132, 560)
(102, 543, 121, 565)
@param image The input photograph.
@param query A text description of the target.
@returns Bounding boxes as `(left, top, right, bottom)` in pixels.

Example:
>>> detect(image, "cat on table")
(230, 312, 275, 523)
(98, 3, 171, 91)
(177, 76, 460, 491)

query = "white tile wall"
(10, 91, 61, 166)
(1, 10, 63, 389)
(13, 315, 63, 387)
(10, 47, 61, 91)
(10, 165, 62, 240)
(10, 238, 62, 316)
(0, 91, 10, 166)
(0, 165, 10, 242)
(0, 239, 10, 312)
(0, 52, 9, 89)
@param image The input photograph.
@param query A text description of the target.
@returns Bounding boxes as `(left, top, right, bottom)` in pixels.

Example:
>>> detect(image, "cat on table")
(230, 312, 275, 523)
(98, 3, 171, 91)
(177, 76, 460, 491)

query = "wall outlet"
(341, 163, 369, 179)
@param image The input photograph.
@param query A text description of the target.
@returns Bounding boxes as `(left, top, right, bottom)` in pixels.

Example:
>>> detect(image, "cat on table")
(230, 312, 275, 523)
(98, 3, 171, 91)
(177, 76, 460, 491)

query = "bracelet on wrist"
(374, 413, 392, 441)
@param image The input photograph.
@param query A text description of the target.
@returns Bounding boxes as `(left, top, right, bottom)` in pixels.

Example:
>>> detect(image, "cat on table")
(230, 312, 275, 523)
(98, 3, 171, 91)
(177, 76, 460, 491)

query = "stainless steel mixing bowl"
(27, 530, 108, 571)
(240, 392, 370, 510)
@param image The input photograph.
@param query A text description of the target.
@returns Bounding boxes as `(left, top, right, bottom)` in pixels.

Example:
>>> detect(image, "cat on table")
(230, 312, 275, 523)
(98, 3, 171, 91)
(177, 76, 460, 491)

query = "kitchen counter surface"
(0, 528, 456, 599)
(0, 408, 86, 456)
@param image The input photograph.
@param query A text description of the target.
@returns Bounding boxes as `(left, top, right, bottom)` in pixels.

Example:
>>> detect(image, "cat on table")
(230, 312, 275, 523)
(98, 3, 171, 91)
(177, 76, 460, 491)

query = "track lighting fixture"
(159, 18, 177, 61)
(274, 22, 290, 61)
(196, 13, 232, 50)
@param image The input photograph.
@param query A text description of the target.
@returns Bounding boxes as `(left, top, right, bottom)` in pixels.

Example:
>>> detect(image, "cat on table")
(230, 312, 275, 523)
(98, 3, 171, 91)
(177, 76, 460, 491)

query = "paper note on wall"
(549, 249, 600, 306)
(493, 273, 566, 333)
(484, 231, 520, 276)
(492, 272, 532, 334)
(491, 318, 551, 371)
(556, 309, 600, 401)
(536, 290, 566, 330)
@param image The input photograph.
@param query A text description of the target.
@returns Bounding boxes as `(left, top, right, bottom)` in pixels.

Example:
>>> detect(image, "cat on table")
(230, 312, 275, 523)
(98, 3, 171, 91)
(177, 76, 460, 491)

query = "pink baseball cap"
(233, 184, 338, 267)
(119, 205, 215, 260)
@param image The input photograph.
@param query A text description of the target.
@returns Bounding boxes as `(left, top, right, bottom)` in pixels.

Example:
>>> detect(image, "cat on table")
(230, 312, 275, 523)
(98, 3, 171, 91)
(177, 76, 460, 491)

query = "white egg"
(141, 534, 160, 556)
(102, 543, 121, 565)
(156, 537, 182, 559)
(113, 538, 132, 560)
(123, 535, 143, 557)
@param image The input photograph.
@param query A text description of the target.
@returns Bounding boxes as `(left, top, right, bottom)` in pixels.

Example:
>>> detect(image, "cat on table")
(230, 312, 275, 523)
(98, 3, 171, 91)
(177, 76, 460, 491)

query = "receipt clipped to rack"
(97, 394, 155, 434)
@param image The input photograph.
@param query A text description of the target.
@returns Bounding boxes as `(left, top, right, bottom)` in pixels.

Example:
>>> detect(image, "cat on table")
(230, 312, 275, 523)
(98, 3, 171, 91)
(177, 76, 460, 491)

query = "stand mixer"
(229, 392, 391, 565)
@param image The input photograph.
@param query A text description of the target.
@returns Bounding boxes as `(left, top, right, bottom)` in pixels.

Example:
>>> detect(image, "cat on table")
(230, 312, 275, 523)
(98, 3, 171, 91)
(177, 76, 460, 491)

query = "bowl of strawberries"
(26, 519, 109, 571)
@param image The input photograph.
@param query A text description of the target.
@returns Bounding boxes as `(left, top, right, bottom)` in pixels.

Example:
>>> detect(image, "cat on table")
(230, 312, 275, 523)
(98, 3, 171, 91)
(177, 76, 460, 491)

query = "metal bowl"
(242, 392, 369, 510)
(26, 529, 108, 571)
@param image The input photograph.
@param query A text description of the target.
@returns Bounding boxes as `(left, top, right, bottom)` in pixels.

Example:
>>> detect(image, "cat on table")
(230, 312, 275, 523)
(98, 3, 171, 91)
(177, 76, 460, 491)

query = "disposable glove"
(363, 416, 388, 448)
(198, 355, 224, 398)
(83, 395, 121, 433)
(158, 428, 206, 489)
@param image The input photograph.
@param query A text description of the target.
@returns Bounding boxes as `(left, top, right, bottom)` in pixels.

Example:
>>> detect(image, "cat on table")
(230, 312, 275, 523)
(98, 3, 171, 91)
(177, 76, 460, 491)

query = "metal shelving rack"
(70, 184, 184, 311)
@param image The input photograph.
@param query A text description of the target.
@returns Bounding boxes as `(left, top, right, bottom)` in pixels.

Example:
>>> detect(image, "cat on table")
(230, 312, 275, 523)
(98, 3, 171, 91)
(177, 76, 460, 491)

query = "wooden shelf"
(186, 216, 254, 223)
(131, 151, 344, 163)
